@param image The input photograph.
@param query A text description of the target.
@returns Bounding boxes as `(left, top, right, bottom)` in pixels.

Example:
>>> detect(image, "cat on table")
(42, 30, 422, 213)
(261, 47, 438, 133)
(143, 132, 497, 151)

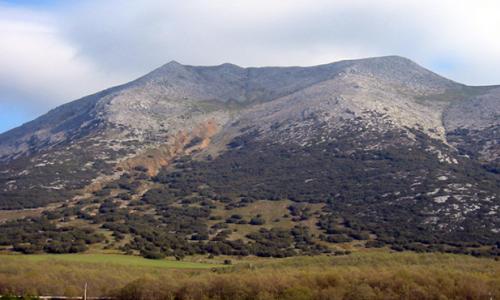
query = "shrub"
(250, 215, 265, 225)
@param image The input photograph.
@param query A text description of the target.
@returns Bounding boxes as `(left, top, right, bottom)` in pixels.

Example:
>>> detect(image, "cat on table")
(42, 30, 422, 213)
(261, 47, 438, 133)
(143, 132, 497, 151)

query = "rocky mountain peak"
(136, 60, 189, 83)
(337, 55, 459, 93)
(0, 56, 492, 163)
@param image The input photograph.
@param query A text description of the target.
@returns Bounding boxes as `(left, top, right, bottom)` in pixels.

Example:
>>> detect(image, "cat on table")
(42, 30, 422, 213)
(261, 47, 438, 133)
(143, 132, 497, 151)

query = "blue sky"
(0, 103, 30, 133)
(1, 0, 500, 134)
(4, 0, 55, 5)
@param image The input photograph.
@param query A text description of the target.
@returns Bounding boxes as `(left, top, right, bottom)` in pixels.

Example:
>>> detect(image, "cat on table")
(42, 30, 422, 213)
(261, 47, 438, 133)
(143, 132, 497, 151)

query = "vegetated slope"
(0, 56, 498, 258)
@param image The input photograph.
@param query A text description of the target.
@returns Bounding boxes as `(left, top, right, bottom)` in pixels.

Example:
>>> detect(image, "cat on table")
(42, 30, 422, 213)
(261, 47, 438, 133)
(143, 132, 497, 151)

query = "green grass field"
(0, 251, 499, 299)
(0, 253, 224, 297)
(0, 253, 220, 269)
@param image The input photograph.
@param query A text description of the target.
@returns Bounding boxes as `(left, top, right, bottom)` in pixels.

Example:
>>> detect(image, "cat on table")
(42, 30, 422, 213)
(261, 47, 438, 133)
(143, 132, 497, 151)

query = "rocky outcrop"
(119, 119, 221, 176)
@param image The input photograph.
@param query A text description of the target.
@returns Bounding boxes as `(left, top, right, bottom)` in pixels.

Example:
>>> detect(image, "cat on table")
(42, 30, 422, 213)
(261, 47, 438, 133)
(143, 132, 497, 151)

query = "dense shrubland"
(0, 126, 498, 258)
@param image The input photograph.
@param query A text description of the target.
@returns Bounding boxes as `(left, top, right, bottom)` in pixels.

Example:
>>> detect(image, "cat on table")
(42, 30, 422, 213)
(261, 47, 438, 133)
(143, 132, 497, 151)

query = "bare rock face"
(0, 56, 498, 246)
(0, 56, 464, 162)
(234, 72, 451, 143)
(444, 87, 500, 130)
(443, 87, 500, 165)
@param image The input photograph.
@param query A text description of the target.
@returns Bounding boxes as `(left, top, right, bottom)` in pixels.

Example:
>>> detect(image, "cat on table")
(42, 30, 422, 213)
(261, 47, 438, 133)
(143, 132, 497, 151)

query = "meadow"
(1, 253, 219, 269)
(0, 251, 499, 299)
(0, 253, 222, 297)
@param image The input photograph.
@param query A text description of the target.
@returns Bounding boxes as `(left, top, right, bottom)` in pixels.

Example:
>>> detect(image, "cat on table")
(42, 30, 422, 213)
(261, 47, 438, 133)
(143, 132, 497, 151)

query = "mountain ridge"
(0, 55, 472, 161)
(0, 55, 498, 258)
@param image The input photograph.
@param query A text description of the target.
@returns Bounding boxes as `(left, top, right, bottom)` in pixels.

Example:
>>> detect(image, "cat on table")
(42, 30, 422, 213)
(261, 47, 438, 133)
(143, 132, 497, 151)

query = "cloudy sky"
(1, 0, 500, 133)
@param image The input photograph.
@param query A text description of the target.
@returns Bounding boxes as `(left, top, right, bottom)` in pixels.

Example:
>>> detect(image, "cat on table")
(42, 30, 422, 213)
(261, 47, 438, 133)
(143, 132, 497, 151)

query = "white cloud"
(55, 0, 500, 84)
(0, 4, 127, 115)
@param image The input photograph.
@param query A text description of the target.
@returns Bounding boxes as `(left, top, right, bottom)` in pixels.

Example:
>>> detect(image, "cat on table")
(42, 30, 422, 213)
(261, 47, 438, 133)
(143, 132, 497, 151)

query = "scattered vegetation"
(0, 124, 498, 259)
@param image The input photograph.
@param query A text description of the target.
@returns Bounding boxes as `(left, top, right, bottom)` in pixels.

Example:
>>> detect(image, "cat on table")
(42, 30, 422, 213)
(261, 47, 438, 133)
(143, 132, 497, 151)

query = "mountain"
(0, 56, 499, 258)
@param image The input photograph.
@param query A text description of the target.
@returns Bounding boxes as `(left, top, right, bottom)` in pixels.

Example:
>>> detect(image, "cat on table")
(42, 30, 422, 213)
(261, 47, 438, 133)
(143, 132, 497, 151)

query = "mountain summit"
(0, 56, 468, 160)
(0, 56, 498, 257)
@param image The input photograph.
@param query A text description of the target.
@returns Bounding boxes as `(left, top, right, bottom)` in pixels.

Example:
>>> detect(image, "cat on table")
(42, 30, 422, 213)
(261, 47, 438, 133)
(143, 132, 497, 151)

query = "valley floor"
(0, 250, 499, 299)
